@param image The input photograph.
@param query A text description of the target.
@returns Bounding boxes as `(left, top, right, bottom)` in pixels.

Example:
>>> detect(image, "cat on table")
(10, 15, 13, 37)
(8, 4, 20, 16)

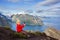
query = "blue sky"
(0, 0, 60, 17)
(0, 0, 43, 10)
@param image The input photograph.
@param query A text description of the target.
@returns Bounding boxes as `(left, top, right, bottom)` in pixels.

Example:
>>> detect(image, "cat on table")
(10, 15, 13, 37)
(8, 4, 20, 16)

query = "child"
(16, 19, 25, 33)
(16, 19, 30, 37)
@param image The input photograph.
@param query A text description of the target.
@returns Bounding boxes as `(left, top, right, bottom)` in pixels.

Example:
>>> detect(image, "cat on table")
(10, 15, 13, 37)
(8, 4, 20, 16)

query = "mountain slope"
(12, 14, 43, 26)
(44, 27, 60, 40)
(0, 27, 58, 40)
(0, 13, 12, 27)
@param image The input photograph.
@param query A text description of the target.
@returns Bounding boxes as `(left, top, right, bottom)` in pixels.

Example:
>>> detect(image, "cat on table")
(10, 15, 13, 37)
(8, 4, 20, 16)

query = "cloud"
(6, 0, 34, 3)
(36, 0, 60, 7)
(25, 10, 33, 13)
(24, 0, 34, 2)
(32, 0, 60, 17)
(6, 0, 20, 3)
(34, 4, 60, 17)
(0, 0, 60, 17)
(36, 10, 43, 13)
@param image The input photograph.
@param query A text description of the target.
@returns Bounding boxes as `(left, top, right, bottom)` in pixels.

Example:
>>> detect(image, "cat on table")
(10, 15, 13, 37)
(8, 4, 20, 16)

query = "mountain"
(0, 13, 12, 27)
(11, 14, 43, 26)
(0, 27, 57, 40)
(44, 27, 60, 40)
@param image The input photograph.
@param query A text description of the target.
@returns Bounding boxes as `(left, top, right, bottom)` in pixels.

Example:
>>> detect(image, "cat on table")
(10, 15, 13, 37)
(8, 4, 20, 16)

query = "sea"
(11, 17, 60, 32)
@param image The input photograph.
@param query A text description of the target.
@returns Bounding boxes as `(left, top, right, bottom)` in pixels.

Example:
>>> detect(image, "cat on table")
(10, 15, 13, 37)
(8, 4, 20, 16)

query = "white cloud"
(5, 0, 34, 3)
(6, 0, 20, 3)
(24, 0, 34, 2)
(36, 6, 60, 17)
(33, 0, 60, 17)
(36, 0, 60, 7)
(18, 11, 26, 14)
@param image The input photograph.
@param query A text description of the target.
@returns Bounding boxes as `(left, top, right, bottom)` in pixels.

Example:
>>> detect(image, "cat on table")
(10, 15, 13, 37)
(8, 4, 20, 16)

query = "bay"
(11, 17, 60, 32)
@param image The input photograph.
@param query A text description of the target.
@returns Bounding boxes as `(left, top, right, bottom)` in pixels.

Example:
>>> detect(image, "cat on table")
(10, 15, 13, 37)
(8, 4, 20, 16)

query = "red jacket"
(16, 23, 25, 33)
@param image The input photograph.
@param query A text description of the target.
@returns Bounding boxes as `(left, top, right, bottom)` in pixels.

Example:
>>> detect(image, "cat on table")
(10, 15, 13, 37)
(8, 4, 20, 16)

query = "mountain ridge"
(11, 14, 43, 26)
(0, 13, 12, 27)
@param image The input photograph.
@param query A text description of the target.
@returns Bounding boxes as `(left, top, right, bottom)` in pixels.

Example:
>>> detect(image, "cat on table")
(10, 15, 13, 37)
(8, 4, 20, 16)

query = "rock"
(0, 27, 58, 40)
(11, 14, 43, 26)
(44, 27, 60, 40)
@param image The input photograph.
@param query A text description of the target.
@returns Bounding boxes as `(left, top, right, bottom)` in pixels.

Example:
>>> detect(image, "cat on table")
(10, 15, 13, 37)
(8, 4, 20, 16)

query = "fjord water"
(11, 17, 60, 32)
(42, 17, 60, 30)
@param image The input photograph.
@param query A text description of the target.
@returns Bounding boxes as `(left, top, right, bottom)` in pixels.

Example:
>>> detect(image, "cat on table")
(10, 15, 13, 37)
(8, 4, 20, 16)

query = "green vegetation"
(3, 27, 27, 39)
(2, 27, 43, 38)
(12, 14, 43, 26)
(0, 27, 58, 40)
(13, 32, 27, 39)
(4, 26, 12, 31)
(28, 31, 45, 36)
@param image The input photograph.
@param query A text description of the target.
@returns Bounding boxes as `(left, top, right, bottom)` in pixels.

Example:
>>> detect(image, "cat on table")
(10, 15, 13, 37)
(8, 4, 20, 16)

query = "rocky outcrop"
(44, 27, 60, 40)
(11, 14, 43, 26)
(0, 13, 12, 27)
(0, 27, 58, 40)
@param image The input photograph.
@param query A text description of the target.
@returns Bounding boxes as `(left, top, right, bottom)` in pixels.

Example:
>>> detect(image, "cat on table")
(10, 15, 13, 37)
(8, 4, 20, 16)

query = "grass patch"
(13, 32, 27, 39)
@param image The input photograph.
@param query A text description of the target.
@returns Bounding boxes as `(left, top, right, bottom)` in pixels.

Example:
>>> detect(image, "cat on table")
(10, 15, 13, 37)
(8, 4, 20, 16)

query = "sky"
(0, 0, 60, 17)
